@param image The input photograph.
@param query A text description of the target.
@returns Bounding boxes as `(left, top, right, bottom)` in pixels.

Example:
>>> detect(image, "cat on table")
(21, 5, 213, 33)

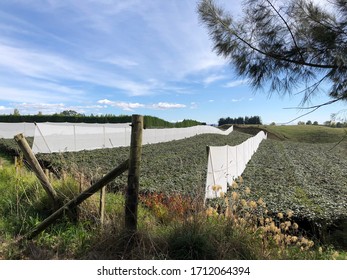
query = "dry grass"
(0, 160, 345, 260)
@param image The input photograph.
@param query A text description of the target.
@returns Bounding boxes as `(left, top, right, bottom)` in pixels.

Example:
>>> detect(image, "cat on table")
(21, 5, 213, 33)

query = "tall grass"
(0, 161, 345, 260)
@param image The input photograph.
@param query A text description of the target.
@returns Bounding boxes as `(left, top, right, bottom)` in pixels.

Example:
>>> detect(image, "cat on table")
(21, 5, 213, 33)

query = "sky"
(0, 0, 346, 125)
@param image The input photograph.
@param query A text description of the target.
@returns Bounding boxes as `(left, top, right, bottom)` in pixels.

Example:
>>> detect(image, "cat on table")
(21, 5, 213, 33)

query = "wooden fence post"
(125, 114, 143, 234)
(27, 159, 129, 239)
(14, 133, 59, 210)
(99, 186, 106, 226)
(79, 173, 85, 192)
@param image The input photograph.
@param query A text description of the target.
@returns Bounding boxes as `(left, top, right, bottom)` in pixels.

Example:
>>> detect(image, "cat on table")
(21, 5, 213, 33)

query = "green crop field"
(234, 124, 347, 143)
(36, 125, 347, 245)
(36, 131, 252, 196)
(1, 125, 346, 224)
(1, 124, 346, 258)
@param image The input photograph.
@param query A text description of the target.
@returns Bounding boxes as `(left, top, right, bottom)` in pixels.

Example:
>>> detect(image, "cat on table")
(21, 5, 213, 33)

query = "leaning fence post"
(125, 114, 143, 234)
(14, 133, 59, 210)
(27, 159, 129, 239)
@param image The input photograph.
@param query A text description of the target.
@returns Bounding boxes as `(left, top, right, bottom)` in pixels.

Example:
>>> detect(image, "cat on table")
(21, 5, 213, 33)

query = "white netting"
(32, 122, 132, 153)
(32, 123, 233, 154)
(205, 131, 267, 200)
(0, 122, 36, 139)
(142, 125, 233, 145)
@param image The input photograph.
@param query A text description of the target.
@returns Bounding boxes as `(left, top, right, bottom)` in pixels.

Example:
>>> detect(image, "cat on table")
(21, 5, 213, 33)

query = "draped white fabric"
(0, 122, 36, 139)
(205, 131, 267, 200)
(31, 123, 233, 154)
(32, 122, 132, 153)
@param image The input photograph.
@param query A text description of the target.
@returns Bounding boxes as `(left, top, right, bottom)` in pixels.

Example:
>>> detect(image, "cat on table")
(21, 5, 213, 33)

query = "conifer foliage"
(198, 0, 347, 105)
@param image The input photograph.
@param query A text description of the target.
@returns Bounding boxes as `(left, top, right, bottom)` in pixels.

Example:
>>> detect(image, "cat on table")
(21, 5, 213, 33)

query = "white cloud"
(9, 102, 105, 115)
(231, 98, 243, 102)
(0, 41, 164, 98)
(224, 79, 249, 88)
(203, 74, 226, 86)
(97, 99, 112, 105)
(96, 55, 139, 68)
(0, 86, 67, 103)
(0, 0, 231, 107)
(97, 99, 145, 111)
(97, 99, 186, 111)
(0, 105, 13, 113)
(151, 102, 186, 110)
(230, 97, 254, 103)
(190, 102, 198, 109)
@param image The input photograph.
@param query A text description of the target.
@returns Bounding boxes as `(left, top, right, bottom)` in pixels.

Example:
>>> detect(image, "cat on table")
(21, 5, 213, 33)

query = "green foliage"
(263, 125, 347, 143)
(37, 131, 251, 196)
(143, 115, 201, 128)
(167, 221, 218, 260)
(0, 160, 346, 259)
(219, 116, 262, 126)
(198, 0, 347, 104)
(0, 113, 201, 128)
(242, 139, 347, 231)
(0, 165, 46, 235)
(1, 124, 347, 259)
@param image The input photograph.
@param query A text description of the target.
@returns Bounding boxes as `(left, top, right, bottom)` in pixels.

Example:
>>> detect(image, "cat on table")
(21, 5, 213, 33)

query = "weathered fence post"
(125, 114, 143, 234)
(14, 133, 59, 210)
(27, 159, 129, 239)
(99, 186, 106, 226)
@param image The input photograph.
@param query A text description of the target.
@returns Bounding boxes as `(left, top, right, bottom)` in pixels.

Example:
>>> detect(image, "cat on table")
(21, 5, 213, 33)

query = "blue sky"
(0, 0, 345, 125)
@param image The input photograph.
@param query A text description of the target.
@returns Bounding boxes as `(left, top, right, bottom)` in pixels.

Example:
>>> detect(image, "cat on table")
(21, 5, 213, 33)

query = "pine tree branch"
(282, 97, 344, 124)
(202, 0, 341, 70)
(265, 0, 305, 63)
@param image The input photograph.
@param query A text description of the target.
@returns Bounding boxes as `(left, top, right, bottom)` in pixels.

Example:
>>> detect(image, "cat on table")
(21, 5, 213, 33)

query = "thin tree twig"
(329, 131, 347, 151)
(281, 97, 343, 124)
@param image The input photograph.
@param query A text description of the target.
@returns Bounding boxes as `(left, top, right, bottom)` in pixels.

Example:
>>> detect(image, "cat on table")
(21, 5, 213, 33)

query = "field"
(2, 126, 347, 221)
(41, 125, 347, 245)
(243, 140, 347, 220)
(0, 124, 346, 258)
(36, 131, 251, 196)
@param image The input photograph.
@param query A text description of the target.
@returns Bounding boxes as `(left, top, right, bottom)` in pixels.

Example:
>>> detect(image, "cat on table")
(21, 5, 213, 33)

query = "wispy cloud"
(231, 98, 243, 103)
(190, 102, 198, 109)
(203, 74, 226, 86)
(223, 79, 249, 88)
(0, 105, 13, 114)
(0, 0, 261, 123)
(97, 99, 186, 111)
(0, 0, 228, 106)
(0, 41, 166, 98)
(151, 102, 186, 110)
(9, 102, 105, 115)
(98, 56, 139, 68)
(0, 86, 69, 103)
(230, 97, 254, 103)
(97, 99, 145, 111)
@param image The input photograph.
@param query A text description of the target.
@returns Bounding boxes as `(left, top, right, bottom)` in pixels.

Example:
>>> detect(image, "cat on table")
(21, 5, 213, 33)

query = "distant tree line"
(218, 116, 262, 126)
(297, 120, 347, 128)
(0, 110, 203, 128)
(143, 116, 203, 128)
